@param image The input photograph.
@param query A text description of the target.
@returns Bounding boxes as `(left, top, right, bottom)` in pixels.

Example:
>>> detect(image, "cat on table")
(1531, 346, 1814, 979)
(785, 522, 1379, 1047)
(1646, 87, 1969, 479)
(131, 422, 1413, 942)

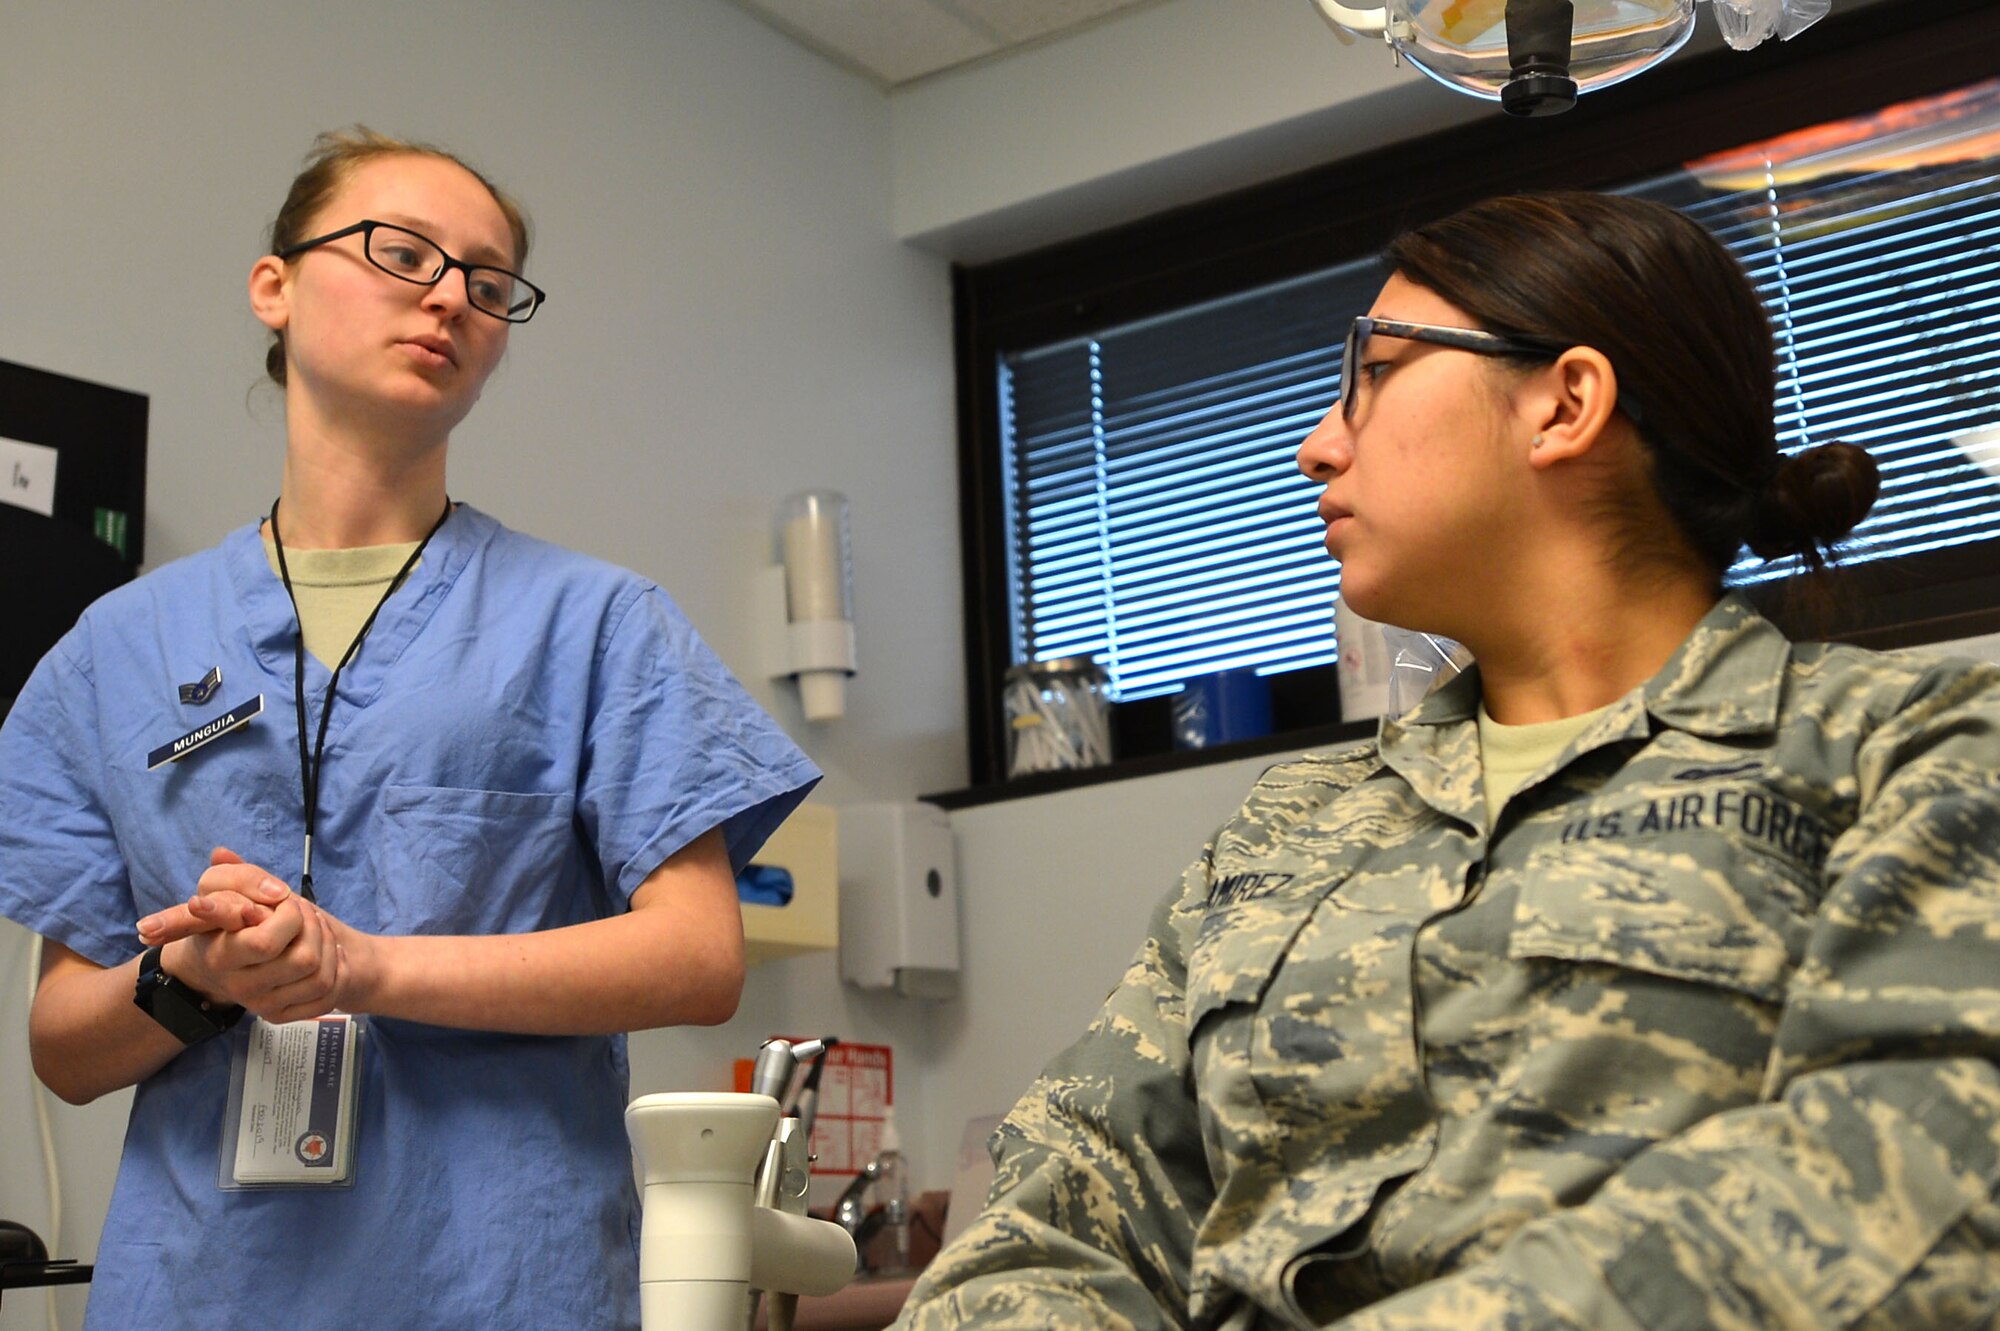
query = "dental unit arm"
(625, 1038, 856, 1331)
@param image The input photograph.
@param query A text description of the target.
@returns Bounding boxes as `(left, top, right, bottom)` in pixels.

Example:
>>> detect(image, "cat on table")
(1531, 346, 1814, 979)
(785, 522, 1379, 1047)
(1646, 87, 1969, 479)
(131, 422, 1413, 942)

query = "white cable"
(26, 932, 65, 1331)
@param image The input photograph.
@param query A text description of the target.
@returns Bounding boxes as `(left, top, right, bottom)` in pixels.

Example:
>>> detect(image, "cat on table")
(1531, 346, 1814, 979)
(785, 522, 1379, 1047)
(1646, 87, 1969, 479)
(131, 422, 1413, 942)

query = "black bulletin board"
(0, 357, 148, 569)
(0, 358, 148, 708)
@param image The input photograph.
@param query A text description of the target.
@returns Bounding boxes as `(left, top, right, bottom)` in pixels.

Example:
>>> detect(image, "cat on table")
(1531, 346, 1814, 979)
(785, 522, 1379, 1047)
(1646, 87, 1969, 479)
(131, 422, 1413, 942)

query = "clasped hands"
(135, 847, 368, 1024)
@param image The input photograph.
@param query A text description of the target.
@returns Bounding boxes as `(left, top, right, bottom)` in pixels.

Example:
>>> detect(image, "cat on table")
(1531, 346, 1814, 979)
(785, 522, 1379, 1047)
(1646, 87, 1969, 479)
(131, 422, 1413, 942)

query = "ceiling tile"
(736, 0, 999, 85)
(936, 0, 1158, 47)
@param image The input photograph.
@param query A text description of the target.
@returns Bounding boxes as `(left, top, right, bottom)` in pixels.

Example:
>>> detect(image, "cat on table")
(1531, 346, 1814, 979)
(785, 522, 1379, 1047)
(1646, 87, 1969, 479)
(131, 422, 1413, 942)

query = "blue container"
(1171, 669, 1273, 750)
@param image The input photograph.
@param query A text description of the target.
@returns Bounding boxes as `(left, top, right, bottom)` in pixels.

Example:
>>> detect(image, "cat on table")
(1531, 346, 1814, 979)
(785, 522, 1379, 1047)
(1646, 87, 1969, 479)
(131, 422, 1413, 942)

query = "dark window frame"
(940, 0, 2000, 806)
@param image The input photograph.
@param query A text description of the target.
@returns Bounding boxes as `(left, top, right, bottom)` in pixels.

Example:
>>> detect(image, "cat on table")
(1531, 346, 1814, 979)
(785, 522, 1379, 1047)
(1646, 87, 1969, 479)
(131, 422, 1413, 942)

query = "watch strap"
(133, 944, 244, 1045)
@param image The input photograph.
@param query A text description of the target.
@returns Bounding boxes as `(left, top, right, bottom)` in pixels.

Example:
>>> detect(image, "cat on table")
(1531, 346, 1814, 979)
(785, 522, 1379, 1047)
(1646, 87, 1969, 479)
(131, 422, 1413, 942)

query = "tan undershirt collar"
(261, 536, 423, 670)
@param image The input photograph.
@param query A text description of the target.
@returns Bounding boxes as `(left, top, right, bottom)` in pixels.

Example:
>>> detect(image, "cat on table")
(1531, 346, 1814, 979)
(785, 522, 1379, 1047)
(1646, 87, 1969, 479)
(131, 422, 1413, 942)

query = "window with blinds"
(996, 73, 2000, 702)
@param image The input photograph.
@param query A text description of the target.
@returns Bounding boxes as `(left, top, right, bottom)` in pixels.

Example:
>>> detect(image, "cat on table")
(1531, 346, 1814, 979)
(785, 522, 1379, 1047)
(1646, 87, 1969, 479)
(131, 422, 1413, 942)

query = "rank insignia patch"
(178, 666, 223, 706)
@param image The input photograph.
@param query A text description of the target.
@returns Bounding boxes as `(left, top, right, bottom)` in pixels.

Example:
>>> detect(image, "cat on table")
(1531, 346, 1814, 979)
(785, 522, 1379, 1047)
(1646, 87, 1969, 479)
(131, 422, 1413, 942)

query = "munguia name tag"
(147, 694, 265, 770)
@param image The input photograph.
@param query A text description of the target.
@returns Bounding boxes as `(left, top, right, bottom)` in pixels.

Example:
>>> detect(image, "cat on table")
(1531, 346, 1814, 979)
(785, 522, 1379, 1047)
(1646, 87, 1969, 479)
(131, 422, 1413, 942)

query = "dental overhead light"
(1311, 0, 1831, 117)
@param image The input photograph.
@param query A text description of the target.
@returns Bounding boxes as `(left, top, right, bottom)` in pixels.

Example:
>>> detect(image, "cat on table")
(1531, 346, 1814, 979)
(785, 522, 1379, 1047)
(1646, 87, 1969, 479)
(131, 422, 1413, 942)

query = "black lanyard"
(269, 496, 452, 903)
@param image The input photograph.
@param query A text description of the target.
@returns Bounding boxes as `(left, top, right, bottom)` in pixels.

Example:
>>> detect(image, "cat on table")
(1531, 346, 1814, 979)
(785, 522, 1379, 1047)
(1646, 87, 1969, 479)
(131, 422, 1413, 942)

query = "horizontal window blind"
(1001, 266, 1376, 699)
(998, 74, 2000, 701)
(1633, 74, 2000, 584)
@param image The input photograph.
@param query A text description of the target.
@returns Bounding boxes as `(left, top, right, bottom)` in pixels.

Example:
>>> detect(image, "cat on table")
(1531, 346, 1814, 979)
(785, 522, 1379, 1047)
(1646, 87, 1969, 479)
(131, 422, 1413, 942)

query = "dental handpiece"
(750, 1036, 835, 1103)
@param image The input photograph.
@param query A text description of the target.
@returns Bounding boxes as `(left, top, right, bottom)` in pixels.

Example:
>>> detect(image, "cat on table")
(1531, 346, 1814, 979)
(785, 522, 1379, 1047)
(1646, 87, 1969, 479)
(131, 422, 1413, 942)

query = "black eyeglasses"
(1340, 316, 1566, 421)
(276, 220, 546, 324)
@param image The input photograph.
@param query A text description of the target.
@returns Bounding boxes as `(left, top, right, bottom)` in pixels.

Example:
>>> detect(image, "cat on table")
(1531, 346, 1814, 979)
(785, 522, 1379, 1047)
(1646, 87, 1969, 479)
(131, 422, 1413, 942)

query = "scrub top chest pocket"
(372, 783, 578, 935)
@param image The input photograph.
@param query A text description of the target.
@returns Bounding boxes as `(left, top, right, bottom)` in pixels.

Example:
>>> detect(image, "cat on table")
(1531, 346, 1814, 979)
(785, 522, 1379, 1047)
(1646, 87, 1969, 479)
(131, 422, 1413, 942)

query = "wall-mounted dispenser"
(838, 802, 959, 1000)
(757, 491, 857, 722)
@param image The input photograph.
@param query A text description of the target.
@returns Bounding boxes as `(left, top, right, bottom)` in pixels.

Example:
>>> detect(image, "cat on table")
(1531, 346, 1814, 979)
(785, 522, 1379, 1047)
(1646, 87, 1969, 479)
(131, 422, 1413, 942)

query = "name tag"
(147, 694, 264, 770)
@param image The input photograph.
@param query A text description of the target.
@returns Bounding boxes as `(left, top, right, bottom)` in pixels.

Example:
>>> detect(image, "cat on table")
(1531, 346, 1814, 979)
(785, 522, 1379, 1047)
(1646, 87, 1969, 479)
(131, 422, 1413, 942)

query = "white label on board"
(0, 435, 58, 518)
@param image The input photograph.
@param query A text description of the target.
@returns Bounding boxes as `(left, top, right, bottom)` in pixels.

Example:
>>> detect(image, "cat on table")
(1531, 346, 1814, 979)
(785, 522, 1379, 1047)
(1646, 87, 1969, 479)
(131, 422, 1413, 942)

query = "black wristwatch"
(133, 945, 244, 1045)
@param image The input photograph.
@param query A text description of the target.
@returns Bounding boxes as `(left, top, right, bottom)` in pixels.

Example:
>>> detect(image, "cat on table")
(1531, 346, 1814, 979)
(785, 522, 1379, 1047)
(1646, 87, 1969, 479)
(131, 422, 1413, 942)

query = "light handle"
(1311, 0, 1388, 33)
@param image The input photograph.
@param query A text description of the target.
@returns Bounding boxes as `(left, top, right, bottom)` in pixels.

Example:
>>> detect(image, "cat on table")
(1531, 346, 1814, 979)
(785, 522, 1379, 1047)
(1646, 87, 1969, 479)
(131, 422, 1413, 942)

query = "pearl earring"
(1530, 434, 1545, 448)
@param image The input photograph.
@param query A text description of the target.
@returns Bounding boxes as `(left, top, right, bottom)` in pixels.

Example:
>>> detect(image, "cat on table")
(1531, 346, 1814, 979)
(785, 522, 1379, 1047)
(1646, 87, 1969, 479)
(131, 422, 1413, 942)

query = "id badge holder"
(218, 1014, 366, 1190)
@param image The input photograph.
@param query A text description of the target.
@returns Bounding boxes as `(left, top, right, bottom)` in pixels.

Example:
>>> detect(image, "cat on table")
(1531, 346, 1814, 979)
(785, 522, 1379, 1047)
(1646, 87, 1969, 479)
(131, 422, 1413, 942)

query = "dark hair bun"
(1746, 441, 1880, 564)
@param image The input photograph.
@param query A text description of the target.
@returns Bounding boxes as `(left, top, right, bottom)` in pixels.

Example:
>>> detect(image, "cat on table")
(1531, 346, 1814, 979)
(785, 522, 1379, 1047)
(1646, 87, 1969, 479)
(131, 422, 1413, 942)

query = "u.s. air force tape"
(147, 694, 265, 770)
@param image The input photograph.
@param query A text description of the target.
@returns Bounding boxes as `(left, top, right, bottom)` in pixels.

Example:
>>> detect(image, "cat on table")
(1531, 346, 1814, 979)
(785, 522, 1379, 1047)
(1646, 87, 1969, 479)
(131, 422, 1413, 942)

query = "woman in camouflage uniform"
(899, 192, 2000, 1330)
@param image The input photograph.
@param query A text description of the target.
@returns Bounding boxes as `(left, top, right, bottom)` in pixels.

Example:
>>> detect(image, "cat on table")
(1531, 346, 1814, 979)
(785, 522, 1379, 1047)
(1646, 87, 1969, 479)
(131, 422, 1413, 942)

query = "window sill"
(929, 593, 2000, 812)
(923, 719, 1376, 811)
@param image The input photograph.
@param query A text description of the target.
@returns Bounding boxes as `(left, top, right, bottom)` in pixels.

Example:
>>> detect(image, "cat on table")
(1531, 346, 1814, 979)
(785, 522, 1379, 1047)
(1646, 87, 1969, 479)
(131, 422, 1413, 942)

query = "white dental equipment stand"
(626, 1040, 857, 1331)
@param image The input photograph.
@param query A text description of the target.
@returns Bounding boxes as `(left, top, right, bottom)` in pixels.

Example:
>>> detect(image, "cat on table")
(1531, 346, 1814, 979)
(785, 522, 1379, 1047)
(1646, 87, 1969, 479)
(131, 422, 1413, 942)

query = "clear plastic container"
(1002, 657, 1112, 777)
(875, 1107, 910, 1272)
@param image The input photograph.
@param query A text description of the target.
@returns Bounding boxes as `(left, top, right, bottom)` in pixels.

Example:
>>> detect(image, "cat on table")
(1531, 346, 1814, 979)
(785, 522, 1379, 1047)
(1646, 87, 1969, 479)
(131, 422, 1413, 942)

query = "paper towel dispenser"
(838, 802, 959, 999)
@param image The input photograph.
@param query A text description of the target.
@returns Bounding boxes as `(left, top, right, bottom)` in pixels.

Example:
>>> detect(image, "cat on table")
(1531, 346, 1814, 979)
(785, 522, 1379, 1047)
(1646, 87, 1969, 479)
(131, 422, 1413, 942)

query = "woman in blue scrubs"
(0, 128, 817, 1328)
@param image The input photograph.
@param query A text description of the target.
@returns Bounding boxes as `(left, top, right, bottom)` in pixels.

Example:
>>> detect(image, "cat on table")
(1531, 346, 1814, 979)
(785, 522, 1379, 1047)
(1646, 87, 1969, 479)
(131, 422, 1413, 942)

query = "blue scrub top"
(0, 504, 820, 1330)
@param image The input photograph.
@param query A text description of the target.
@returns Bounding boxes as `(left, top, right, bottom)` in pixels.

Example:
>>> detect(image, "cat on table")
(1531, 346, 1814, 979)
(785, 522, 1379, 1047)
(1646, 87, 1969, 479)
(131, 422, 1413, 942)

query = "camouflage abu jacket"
(897, 597, 2000, 1331)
